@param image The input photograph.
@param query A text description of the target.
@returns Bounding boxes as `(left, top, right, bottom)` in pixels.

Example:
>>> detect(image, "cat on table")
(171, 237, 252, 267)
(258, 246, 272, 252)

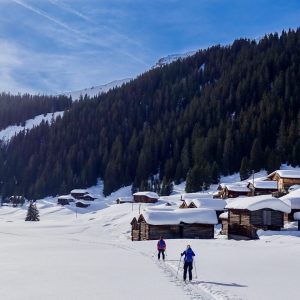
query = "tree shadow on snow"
(194, 281, 247, 287)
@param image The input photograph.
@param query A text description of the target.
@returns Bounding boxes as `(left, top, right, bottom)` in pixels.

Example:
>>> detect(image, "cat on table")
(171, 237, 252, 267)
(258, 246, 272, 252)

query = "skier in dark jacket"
(157, 237, 166, 260)
(181, 245, 195, 281)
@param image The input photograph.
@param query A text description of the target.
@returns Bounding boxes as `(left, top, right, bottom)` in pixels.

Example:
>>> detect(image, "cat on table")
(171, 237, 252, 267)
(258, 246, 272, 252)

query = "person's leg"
(183, 262, 188, 281)
(188, 262, 193, 281)
(162, 250, 165, 260)
(158, 250, 161, 260)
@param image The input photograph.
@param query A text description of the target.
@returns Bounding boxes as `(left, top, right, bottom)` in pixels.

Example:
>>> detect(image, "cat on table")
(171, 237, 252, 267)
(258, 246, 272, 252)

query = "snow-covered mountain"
(62, 78, 131, 101)
(153, 50, 197, 68)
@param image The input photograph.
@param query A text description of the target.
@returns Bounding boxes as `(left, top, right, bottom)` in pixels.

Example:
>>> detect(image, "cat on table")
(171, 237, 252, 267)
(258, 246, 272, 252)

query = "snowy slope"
(0, 111, 64, 142)
(0, 177, 299, 300)
(62, 78, 131, 101)
(153, 50, 197, 68)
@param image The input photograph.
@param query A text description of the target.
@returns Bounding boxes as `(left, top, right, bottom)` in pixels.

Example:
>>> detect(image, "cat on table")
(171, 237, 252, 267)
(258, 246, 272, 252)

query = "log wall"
(134, 195, 158, 203)
(135, 221, 215, 240)
(228, 209, 284, 239)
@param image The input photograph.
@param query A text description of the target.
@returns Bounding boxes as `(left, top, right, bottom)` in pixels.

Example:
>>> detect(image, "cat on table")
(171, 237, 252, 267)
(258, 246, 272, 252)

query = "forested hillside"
(0, 93, 72, 130)
(1, 29, 300, 199)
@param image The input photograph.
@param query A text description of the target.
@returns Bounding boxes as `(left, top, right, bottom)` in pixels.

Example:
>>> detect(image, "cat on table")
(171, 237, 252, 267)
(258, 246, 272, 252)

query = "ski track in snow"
(150, 255, 242, 300)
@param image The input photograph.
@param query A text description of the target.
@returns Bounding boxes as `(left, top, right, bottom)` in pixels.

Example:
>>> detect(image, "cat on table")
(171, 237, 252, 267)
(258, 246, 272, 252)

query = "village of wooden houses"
(125, 169, 300, 241)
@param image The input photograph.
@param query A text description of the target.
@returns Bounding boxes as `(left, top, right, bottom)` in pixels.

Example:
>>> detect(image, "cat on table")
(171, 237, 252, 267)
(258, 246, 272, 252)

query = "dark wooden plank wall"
(134, 195, 158, 203)
(182, 224, 214, 239)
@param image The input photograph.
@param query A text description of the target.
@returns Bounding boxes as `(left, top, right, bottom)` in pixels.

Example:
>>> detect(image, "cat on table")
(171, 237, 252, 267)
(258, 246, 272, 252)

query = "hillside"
(0, 93, 71, 131)
(1, 29, 300, 199)
(62, 79, 131, 101)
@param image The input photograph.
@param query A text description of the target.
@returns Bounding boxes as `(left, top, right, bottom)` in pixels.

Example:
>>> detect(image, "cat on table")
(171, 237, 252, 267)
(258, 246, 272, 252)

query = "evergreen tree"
(239, 157, 251, 181)
(25, 201, 40, 221)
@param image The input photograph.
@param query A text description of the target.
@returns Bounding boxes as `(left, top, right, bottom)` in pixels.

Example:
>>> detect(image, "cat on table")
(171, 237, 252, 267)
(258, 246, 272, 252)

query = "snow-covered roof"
(188, 198, 225, 210)
(71, 189, 88, 194)
(294, 212, 300, 220)
(288, 184, 300, 192)
(141, 208, 218, 225)
(76, 200, 91, 205)
(268, 170, 300, 179)
(183, 192, 213, 199)
(58, 195, 75, 201)
(248, 181, 278, 190)
(219, 212, 228, 220)
(133, 191, 159, 199)
(225, 184, 250, 192)
(145, 205, 176, 212)
(280, 189, 300, 209)
(117, 196, 133, 201)
(158, 194, 183, 202)
(82, 193, 97, 198)
(225, 195, 291, 213)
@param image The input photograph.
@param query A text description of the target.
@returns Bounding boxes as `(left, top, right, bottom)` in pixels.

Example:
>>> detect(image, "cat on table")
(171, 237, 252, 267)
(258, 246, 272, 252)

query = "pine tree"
(239, 157, 251, 181)
(25, 201, 40, 221)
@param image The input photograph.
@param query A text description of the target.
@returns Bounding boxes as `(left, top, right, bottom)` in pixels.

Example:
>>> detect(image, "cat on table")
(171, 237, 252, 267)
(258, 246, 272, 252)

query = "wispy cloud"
(11, 0, 150, 67)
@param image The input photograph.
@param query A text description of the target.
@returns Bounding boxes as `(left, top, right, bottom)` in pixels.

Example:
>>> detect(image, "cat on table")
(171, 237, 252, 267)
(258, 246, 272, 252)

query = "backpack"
(184, 248, 194, 262)
(158, 239, 166, 249)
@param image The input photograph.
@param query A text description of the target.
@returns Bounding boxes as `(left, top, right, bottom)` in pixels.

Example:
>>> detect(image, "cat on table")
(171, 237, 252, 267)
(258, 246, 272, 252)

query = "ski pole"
(193, 258, 198, 279)
(176, 256, 182, 278)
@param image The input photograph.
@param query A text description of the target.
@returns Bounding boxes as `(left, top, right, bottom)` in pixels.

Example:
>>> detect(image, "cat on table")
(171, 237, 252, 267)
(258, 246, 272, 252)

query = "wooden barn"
(219, 184, 250, 199)
(57, 195, 75, 206)
(226, 195, 291, 240)
(116, 197, 133, 204)
(219, 211, 228, 235)
(70, 189, 88, 199)
(131, 208, 217, 241)
(130, 217, 140, 241)
(294, 212, 300, 230)
(280, 189, 300, 221)
(247, 180, 278, 196)
(133, 191, 159, 203)
(267, 170, 300, 192)
(180, 198, 225, 223)
(75, 201, 90, 208)
(79, 193, 97, 201)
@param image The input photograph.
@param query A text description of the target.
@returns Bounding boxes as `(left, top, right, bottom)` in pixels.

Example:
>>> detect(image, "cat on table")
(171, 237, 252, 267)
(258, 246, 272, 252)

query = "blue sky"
(0, 0, 300, 94)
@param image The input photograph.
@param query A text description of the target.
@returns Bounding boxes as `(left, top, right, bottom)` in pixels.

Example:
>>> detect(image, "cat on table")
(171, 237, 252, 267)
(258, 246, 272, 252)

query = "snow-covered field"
(0, 180, 299, 300)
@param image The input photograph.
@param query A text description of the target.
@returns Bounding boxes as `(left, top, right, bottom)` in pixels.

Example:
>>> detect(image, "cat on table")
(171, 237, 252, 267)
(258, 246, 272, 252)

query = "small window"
(263, 211, 272, 226)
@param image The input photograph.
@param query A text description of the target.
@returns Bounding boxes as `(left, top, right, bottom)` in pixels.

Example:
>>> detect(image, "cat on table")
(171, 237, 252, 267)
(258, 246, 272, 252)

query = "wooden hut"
(219, 184, 250, 199)
(267, 170, 300, 192)
(131, 208, 217, 241)
(75, 201, 90, 208)
(219, 211, 228, 235)
(80, 193, 97, 201)
(116, 197, 134, 204)
(57, 195, 75, 206)
(133, 191, 159, 203)
(247, 180, 278, 196)
(280, 189, 300, 221)
(70, 189, 88, 199)
(180, 198, 225, 223)
(294, 212, 300, 231)
(226, 195, 291, 240)
(130, 217, 140, 241)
